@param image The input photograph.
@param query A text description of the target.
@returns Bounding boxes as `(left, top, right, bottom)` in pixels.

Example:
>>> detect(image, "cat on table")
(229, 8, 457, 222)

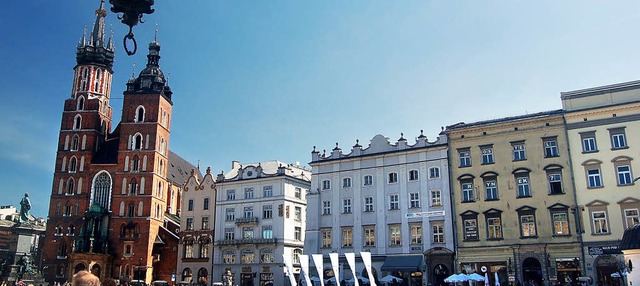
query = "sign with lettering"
(405, 210, 445, 219)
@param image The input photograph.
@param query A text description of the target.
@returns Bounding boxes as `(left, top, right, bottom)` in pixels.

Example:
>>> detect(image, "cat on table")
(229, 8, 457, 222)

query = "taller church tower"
(43, 1, 182, 283)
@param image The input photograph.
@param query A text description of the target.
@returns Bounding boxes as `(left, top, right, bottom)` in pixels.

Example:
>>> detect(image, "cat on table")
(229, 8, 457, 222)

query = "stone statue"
(19, 193, 31, 223)
(222, 269, 233, 286)
(20, 255, 33, 274)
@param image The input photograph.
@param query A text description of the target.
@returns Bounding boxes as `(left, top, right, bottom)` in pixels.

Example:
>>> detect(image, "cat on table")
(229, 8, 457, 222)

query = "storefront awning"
(381, 255, 423, 272)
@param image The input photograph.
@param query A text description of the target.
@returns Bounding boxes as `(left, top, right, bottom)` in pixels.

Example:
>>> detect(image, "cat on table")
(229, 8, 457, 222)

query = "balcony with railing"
(235, 217, 259, 225)
(216, 238, 277, 246)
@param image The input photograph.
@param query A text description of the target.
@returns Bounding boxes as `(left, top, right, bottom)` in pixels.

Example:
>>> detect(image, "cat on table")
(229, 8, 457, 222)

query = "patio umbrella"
(380, 275, 403, 284)
(468, 274, 486, 282)
(347, 276, 370, 284)
(484, 273, 489, 285)
(494, 273, 500, 286)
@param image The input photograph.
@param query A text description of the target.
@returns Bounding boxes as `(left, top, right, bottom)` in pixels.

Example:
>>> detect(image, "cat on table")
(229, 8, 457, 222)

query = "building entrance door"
(522, 257, 543, 286)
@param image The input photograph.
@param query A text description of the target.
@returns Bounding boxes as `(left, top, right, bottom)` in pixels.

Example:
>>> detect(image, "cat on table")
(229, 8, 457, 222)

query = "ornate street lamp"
(108, 0, 155, 55)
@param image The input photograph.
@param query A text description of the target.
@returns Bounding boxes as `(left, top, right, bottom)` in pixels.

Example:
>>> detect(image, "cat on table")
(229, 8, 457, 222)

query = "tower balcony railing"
(234, 217, 259, 225)
(215, 238, 277, 246)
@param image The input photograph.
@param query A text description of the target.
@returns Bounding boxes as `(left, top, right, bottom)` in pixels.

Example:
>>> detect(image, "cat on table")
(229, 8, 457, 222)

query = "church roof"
(167, 151, 201, 186)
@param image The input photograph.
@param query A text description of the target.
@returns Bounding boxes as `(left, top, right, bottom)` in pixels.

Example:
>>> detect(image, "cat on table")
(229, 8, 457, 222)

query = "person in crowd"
(72, 271, 100, 286)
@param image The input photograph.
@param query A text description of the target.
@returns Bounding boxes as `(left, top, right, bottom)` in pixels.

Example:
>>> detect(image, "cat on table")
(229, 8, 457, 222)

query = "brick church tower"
(43, 1, 188, 283)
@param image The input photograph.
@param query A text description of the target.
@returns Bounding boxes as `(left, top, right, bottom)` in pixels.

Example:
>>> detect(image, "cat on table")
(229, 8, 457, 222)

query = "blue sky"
(2, 1, 640, 217)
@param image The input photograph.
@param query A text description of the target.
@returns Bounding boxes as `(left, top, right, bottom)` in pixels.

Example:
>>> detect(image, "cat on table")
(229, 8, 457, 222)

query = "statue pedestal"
(7, 264, 20, 282)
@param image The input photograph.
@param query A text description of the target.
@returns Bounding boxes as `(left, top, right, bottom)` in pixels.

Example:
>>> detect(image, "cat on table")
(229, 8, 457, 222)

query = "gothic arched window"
(71, 135, 79, 151)
(77, 96, 85, 111)
(95, 69, 102, 92)
(132, 156, 140, 172)
(135, 106, 145, 123)
(69, 157, 77, 173)
(73, 115, 82, 130)
(91, 171, 112, 210)
(66, 178, 75, 195)
(129, 179, 138, 196)
(132, 134, 143, 150)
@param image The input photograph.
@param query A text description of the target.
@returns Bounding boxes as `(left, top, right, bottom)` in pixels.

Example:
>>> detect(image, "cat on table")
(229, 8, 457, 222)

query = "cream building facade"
(446, 111, 581, 286)
(562, 80, 640, 286)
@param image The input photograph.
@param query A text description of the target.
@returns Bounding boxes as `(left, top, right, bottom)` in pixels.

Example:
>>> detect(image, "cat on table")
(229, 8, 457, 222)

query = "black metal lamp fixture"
(109, 0, 155, 55)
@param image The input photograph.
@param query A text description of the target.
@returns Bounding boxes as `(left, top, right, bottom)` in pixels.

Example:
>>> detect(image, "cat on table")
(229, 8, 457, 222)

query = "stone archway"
(91, 264, 102, 278)
(75, 263, 87, 273)
(522, 257, 543, 286)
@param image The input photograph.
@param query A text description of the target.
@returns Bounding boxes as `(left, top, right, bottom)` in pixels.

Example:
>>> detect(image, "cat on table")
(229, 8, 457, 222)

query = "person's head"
(72, 271, 100, 286)
(101, 279, 116, 286)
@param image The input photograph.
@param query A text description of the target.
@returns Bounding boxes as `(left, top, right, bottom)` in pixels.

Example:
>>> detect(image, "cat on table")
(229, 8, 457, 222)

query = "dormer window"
(135, 106, 145, 123)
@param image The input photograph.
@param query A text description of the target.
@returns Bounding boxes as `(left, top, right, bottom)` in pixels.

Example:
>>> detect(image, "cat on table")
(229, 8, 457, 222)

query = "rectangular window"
(389, 194, 399, 210)
(485, 179, 498, 200)
(342, 227, 353, 247)
(388, 172, 398, 183)
(295, 206, 302, 221)
(512, 142, 526, 161)
(260, 249, 274, 263)
(262, 225, 273, 239)
(321, 229, 332, 248)
(322, 201, 331, 215)
(520, 215, 537, 237)
(487, 217, 502, 239)
(364, 226, 375, 247)
(201, 217, 209, 230)
(244, 206, 254, 218)
(409, 170, 419, 181)
(343, 198, 352, 214)
(581, 132, 598, 153)
(322, 180, 331, 190)
(224, 228, 235, 240)
(459, 149, 471, 167)
(225, 208, 235, 221)
(624, 209, 640, 229)
(389, 224, 401, 246)
(410, 224, 422, 245)
(516, 175, 531, 197)
(464, 219, 478, 241)
(226, 190, 235, 201)
(432, 223, 444, 243)
(544, 138, 559, 157)
(548, 172, 563, 194)
(481, 146, 494, 164)
(241, 250, 255, 264)
(263, 186, 273, 197)
(188, 199, 194, 211)
(186, 217, 194, 230)
(223, 251, 236, 263)
(462, 182, 475, 202)
(294, 187, 302, 198)
(184, 243, 193, 258)
(610, 128, 628, 149)
(263, 205, 273, 219)
(431, 190, 442, 206)
(343, 177, 352, 188)
(409, 193, 420, 208)
(429, 167, 440, 178)
(364, 197, 374, 212)
(244, 188, 254, 199)
(552, 212, 569, 235)
(242, 227, 254, 239)
(295, 227, 302, 241)
(203, 198, 209, 210)
(617, 165, 632, 185)
(587, 168, 603, 188)
(363, 175, 373, 186)
(592, 211, 609, 234)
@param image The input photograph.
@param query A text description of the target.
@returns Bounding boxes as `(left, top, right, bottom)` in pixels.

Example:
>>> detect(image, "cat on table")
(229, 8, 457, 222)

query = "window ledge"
(516, 196, 533, 199)
(461, 200, 476, 204)
(481, 162, 495, 166)
(592, 232, 611, 236)
(463, 239, 480, 242)
(552, 234, 572, 237)
(548, 192, 565, 196)
(459, 165, 472, 168)
(544, 155, 560, 158)
(513, 159, 527, 162)
(485, 198, 500, 202)
(582, 150, 599, 154)
(611, 146, 630, 151)
(486, 238, 504, 241)
(617, 183, 635, 187)
(587, 186, 604, 190)
(520, 236, 538, 239)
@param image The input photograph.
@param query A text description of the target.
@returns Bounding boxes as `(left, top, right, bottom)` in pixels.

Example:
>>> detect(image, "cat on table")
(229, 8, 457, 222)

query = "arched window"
(132, 134, 143, 150)
(71, 135, 79, 151)
(182, 268, 193, 283)
(69, 157, 77, 173)
(138, 201, 143, 216)
(95, 69, 102, 92)
(159, 138, 165, 155)
(91, 171, 112, 209)
(77, 96, 85, 111)
(293, 249, 303, 264)
(73, 115, 82, 130)
(128, 203, 135, 217)
(130, 179, 138, 195)
(56, 202, 62, 215)
(66, 178, 75, 195)
(135, 106, 145, 123)
(132, 156, 140, 172)
(197, 268, 208, 284)
(81, 68, 88, 91)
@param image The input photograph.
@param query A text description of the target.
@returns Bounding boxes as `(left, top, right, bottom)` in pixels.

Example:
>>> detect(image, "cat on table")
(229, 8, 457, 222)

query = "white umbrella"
(484, 273, 489, 285)
(380, 275, 403, 283)
(445, 274, 468, 283)
(468, 274, 486, 282)
(494, 273, 500, 286)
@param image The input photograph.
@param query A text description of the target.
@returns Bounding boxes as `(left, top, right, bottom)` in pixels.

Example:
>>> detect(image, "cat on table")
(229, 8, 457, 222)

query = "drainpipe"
(445, 134, 459, 273)
(562, 113, 587, 275)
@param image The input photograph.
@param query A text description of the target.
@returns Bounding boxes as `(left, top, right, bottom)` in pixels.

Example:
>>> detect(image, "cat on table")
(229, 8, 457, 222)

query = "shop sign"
(588, 246, 621, 255)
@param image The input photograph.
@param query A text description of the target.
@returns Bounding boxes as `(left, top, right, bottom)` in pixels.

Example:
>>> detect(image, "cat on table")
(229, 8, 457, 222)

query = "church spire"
(76, 0, 114, 70)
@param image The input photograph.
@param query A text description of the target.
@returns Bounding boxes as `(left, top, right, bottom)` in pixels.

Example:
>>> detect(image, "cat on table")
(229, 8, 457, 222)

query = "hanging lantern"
(109, 0, 155, 55)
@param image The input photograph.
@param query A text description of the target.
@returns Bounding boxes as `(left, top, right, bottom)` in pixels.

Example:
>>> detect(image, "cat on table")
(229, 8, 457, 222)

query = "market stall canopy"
(380, 255, 423, 272)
